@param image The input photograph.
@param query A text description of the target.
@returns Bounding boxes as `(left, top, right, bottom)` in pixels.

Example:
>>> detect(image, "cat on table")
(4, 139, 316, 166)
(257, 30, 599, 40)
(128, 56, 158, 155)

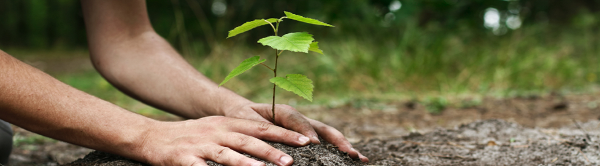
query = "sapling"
(219, 11, 333, 121)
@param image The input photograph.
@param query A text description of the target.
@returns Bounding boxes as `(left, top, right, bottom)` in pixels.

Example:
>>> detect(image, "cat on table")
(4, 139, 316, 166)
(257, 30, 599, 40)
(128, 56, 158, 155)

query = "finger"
(307, 118, 369, 162)
(358, 152, 369, 163)
(253, 104, 320, 144)
(181, 156, 209, 166)
(201, 144, 265, 166)
(228, 106, 273, 124)
(226, 117, 311, 146)
(220, 133, 293, 166)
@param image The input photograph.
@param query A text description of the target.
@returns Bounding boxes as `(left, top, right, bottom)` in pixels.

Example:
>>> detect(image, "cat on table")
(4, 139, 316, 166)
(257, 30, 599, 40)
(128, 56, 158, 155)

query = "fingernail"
(280, 155, 293, 165)
(299, 136, 310, 144)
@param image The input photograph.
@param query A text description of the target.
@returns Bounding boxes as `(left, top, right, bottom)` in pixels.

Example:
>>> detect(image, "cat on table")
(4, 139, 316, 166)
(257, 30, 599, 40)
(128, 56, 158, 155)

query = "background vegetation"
(1, 0, 599, 111)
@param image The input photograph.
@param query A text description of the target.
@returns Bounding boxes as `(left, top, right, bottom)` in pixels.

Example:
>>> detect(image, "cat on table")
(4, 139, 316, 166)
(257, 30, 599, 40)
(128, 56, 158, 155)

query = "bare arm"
(0, 50, 152, 160)
(81, 0, 245, 118)
(81, 0, 367, 163)
(0, 50, 312, 166)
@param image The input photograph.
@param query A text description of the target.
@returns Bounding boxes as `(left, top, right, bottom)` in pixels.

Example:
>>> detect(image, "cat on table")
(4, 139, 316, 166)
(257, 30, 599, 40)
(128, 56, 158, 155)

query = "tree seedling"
(219, 11, 334, 121)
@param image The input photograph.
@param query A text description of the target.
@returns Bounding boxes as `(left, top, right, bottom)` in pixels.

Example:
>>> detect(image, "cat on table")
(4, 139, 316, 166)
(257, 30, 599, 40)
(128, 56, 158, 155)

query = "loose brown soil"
(64, 138, 363, 166)
(355, 119, 600, 165)
(8, 92, 600, 165)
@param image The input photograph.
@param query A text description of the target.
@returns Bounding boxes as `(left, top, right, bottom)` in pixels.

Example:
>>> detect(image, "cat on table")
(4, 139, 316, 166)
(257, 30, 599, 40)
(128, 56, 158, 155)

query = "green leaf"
(308, 42, 323, 54)
(227, 18, 279, 38)
(284, 11, 334, 27)
(258, 32, 314, 53)
(270, 74, 314, 102)
(219, 56, 266, 86)
(265, 18, 279, 23)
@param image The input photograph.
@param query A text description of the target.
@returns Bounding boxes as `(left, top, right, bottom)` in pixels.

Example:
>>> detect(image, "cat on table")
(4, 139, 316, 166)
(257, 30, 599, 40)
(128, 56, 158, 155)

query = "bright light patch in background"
(382, 0, 400, 27)
(484, 8, 500, 30)
(506, 15, 522, 29)
(508, 1, 520, 14)
(385, 13, 396, 22)
(211, 0, 227, 17)
(389, 0, 402, 12)
(381, 12, 396, 27)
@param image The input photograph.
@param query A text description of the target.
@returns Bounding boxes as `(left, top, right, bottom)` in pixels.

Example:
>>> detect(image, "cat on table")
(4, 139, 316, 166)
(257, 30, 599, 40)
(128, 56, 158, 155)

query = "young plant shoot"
(219, 11, 333, 121)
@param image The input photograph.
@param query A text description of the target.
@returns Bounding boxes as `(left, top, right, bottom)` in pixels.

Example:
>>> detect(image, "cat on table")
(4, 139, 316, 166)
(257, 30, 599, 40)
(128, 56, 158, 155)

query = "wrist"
(186, 86, 253, 118)
(217, 93, 254, 117)
(121, 118, 160, 164)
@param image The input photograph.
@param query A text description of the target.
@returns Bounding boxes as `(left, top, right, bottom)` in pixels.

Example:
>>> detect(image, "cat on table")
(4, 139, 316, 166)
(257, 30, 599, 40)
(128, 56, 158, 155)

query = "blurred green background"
(1, 0, 599, 115)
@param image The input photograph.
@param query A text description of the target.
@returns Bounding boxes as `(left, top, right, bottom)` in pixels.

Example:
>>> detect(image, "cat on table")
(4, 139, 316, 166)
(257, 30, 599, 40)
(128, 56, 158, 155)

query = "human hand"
(223, 103, 369, 162)
(135, 116, 311, 166)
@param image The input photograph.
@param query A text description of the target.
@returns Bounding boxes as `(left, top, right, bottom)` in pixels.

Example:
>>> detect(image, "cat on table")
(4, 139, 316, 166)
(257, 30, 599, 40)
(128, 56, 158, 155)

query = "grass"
(13, 132, 56, 147)
(205, 21, 600, 106)
(5, 18, 599, 146)
(6, 18, 600, 117)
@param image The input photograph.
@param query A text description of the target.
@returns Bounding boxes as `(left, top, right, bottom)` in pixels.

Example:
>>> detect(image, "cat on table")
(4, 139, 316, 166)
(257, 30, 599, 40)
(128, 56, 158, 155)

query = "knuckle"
(196, 144, 214, 159)
(235, 135, 252, 148)
(281, 130, 297, 139)
(262, 147, 277, 158)
(213, 146, 230, 161)
(257, 122, 271, 132)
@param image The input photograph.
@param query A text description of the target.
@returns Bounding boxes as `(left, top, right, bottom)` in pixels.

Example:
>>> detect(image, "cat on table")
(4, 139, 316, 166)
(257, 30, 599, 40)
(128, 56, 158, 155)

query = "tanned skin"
(0, 0, 367, 165)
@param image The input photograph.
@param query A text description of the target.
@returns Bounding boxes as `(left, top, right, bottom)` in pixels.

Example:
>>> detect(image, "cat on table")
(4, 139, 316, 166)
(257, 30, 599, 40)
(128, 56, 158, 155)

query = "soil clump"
(63, 138, 362, 166)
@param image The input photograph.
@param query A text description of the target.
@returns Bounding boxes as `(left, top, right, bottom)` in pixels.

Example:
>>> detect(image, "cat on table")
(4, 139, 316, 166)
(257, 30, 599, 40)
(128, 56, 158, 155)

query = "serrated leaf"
(270, 74, 314, 102)
(258, 32, 314, 53)
(309, 42, 323, 54)
(219, 56, 266, 86)
(227, 18, 279, 38)
(284, 11, 334, 27)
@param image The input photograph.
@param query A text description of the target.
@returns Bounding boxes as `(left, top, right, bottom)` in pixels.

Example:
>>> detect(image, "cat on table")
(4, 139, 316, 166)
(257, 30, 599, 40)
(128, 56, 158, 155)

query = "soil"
(7, 92, 600, 165)
(60, 119, 600, 165)
(355, 119, 600, 165)
(63, 138, 363, 166)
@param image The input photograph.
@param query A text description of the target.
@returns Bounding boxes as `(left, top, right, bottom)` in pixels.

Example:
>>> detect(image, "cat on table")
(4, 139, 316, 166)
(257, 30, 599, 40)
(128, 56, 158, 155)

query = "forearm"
(87, 31, 250, 118)
(0, 50, 154, 160)
(82, 0, 251, 119)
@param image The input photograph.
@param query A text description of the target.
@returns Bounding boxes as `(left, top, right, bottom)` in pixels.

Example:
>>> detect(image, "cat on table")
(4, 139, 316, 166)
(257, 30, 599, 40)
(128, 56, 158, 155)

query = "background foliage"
(1, 0, 599, 105)
(3, 0, 600, 49)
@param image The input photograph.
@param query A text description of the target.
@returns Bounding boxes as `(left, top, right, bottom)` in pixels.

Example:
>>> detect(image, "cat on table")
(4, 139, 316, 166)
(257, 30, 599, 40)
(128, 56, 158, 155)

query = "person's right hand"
(133, 116, 311, 166)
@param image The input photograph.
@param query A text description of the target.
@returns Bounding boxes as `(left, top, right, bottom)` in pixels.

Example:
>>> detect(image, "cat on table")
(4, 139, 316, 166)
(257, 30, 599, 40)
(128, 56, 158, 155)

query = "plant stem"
(271, 51, 278, 121)
(260, 62, 274, 71)
(271, 19, 282, 122)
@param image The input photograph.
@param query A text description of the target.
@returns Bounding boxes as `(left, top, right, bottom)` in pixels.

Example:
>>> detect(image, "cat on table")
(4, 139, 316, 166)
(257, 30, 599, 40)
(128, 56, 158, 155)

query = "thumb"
(241, 106, 273, 124)
(222, 103, 272, 124)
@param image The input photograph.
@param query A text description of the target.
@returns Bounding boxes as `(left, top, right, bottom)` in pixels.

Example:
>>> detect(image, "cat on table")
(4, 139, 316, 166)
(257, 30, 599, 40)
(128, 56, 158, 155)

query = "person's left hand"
(223, 102, 369, 162)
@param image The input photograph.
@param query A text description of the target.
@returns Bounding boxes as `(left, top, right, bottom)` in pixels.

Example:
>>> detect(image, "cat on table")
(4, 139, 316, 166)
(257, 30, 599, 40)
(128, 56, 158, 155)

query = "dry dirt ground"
(7, 92, 600, 165)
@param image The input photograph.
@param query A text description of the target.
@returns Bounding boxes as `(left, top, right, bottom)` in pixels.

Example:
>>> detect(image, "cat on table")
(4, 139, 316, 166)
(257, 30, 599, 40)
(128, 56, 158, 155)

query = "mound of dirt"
(63, 138, 363, 166)
(62, 119, 600, 166)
